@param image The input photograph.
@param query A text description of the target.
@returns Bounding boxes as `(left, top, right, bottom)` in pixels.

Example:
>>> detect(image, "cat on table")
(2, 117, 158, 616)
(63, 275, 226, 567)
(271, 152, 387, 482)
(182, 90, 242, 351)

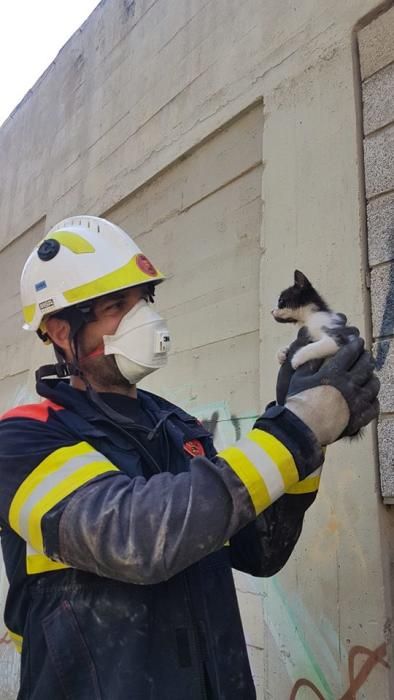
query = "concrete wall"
(0, 0, 393, 697)
(359, 10, 394, 504)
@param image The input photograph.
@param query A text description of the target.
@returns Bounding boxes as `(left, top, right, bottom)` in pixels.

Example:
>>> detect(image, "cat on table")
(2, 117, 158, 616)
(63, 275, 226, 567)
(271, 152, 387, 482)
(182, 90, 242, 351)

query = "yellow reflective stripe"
(286, 475, 321, 494)
(246, 429, 298, 489)
(9, 443, 98, 535)
(23, 303, 36, 323)
(219, 446, 271, 514)
(9, 442, 119, 555)
(219, 430, 302, 515)
(26, 540, 69, 575)
(46, 231, 95, 254)
(286, 467, 322, 494)
(8, 630, 23, 654)
(63, 254, 165, 304)
(26, 552, 70, 575)
(28, 461, 118, 553)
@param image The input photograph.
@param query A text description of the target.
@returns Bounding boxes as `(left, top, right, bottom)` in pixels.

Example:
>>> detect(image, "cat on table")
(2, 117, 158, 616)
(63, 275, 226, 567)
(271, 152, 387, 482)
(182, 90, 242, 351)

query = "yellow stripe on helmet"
(45, 231, 95, 254)
(23, 303, 36, 324)
(63, 254, 165, 305)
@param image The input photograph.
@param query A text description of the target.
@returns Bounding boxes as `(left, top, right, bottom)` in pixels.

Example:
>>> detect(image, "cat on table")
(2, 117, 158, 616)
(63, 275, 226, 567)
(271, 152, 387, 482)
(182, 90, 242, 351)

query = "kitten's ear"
(294, 270, 311, 288)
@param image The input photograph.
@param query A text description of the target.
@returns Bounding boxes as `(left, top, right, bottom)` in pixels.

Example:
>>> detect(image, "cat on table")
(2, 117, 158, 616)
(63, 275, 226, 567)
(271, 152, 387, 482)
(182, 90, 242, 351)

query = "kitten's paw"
(277, 347, 289, 365)
(290, 349, 305, 369)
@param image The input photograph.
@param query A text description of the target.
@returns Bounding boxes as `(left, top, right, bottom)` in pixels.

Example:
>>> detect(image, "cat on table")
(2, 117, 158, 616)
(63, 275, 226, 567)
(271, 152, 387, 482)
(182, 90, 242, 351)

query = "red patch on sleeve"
(184, 440, 205, 457)
(1, 400, 63, 422)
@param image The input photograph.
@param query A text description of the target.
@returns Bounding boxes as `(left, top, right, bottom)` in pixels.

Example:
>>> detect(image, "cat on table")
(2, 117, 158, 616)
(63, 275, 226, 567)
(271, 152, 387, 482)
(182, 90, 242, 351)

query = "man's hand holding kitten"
(271, 271, 380, 445)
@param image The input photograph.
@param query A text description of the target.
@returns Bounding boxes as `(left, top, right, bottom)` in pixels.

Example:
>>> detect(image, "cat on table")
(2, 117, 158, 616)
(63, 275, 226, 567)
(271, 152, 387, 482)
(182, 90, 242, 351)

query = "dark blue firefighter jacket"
(0, 380, 318, 699)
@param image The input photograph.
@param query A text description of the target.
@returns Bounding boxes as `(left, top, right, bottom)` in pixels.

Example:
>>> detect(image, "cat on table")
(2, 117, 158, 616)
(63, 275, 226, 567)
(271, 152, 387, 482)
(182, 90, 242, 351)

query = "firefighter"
(0, 216, 379, 699)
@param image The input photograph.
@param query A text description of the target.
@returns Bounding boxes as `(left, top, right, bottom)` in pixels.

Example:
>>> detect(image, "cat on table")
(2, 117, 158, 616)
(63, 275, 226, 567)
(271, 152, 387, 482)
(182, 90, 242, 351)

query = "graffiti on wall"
(189, 401, 256, 451)
(0, 631, 11, 646)
(290, 642, 389, 699)
(200, 410, 243, 442)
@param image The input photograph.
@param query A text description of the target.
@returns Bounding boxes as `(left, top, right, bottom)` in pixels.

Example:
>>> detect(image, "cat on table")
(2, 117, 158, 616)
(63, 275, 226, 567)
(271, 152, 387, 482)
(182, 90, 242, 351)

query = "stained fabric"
(0, 380, 319, 699)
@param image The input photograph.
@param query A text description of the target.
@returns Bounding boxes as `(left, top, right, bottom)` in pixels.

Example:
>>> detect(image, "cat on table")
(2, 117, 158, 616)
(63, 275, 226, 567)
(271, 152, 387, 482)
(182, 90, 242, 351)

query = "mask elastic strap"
(78, 344, 105, 361)
(86, 386, 163, 474)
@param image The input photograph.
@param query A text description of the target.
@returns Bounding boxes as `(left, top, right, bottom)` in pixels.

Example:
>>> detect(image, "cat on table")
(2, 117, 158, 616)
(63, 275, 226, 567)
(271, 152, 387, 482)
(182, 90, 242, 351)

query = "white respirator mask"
(102, 299, 171, 384)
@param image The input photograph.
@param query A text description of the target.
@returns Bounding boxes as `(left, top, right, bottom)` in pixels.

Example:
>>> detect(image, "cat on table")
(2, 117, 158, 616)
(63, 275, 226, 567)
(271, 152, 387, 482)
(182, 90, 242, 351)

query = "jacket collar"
(36, 379, 200, 426)
(36, 379, 214, 462)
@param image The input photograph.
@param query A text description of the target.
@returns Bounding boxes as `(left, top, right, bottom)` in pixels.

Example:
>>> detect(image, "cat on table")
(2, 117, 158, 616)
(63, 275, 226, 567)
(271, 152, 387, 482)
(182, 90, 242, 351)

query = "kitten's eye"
(278, 298, 285, 309)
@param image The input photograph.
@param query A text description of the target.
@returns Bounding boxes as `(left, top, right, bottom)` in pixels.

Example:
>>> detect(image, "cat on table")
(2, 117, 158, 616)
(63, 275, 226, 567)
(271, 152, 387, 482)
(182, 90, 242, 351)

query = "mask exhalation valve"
(155, 332, 171, 355)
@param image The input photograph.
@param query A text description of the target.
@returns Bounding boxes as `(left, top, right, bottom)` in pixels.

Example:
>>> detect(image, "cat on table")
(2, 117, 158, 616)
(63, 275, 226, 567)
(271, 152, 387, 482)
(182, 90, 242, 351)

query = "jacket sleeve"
(228, 468, 321, 576)
(1, 406, 324, 585)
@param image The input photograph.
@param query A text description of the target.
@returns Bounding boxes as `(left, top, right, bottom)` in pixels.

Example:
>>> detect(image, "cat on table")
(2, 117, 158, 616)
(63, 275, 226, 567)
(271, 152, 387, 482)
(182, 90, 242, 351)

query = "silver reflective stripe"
(18, 452, 105, 541)
(235, 436, 285, 502)
(26, 542, 37, 556)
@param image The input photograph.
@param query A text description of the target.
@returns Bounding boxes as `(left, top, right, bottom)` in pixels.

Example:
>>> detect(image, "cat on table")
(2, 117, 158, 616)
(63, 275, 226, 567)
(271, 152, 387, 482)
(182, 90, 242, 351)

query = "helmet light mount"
(37, 239, 60, 262)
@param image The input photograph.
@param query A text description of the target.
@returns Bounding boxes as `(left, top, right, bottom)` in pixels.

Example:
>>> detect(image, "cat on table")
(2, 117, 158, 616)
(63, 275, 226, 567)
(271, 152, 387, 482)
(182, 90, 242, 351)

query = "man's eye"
(105, 301, 123, 312)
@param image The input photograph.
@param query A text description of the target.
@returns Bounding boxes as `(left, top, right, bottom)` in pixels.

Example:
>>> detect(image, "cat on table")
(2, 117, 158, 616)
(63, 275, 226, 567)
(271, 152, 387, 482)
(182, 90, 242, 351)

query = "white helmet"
(20, 215, 165, 336)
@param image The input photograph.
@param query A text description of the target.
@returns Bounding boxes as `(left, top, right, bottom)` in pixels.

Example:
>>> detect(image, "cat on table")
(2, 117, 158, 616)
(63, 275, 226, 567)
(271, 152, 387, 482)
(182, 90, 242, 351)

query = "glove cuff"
(254, 405, 324, 480)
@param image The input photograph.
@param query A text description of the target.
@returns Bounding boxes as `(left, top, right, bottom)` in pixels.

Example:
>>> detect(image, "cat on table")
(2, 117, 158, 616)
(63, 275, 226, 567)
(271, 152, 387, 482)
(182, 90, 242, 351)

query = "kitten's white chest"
(290, 311, 341, 369)
(305, 311, 338, 340)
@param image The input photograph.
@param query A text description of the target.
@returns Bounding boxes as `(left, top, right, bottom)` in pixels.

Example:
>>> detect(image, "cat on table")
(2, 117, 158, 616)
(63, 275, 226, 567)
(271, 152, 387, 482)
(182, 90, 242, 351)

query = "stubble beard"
(80, 354, 132, 393)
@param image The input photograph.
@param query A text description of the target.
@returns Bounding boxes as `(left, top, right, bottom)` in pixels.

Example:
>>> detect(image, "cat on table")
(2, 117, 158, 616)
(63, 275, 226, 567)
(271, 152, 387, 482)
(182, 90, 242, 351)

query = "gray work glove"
(276, 316, 360, 406)
(284, 337, 380, 445)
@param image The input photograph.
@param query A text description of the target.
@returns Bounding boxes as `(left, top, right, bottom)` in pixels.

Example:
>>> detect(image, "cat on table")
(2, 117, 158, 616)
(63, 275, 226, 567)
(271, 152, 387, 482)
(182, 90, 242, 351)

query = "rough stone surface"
(1, 1, 394, 699)
(370, 262, 394, 337)
(378, 418, 394, 498)
(361, 5, 394, 517)
(359, 5, 394, 80)
(367, 193, 394, 266)
(364, 123, 394, 198)
(373, 339, 394, 412)
(363, 61, 394, 135)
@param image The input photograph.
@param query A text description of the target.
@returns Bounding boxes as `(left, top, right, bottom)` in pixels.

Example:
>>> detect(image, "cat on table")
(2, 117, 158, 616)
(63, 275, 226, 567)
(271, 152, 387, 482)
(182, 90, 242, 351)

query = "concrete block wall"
(1, 0, 394, 698)
(360, 10, 394, 502)
(109, 105, 263, 418)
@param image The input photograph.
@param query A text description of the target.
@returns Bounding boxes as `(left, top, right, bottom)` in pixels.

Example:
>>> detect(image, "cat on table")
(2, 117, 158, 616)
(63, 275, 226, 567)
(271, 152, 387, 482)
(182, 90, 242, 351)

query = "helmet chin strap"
(36, 306, 94, 383)
(35, 342, 84, 383)
(35, 284, 157, 383)
(35, 361, 79, 382)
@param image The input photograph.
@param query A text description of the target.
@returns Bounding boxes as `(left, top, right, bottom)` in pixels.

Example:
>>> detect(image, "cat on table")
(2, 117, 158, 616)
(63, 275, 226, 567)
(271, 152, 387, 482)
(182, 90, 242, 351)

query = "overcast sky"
(0, 1, 100, 126)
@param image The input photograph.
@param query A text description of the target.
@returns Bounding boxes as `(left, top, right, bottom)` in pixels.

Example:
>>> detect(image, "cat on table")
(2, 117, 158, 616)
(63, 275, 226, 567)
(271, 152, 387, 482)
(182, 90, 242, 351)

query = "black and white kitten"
(272, 270, 348, 369)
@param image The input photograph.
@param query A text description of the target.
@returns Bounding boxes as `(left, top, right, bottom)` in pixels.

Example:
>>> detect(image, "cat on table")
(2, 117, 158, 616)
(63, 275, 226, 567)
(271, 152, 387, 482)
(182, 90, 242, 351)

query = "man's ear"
(45, 316, 72, 358)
